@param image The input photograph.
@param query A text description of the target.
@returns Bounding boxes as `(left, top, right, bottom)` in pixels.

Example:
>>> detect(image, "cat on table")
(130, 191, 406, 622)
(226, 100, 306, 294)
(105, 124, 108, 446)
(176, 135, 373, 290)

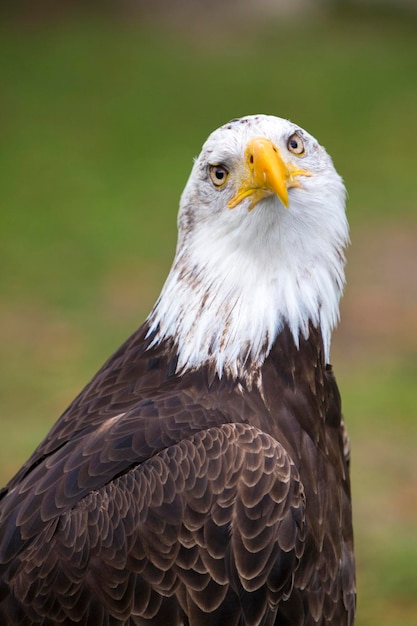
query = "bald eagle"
(0, 115, 355, 625)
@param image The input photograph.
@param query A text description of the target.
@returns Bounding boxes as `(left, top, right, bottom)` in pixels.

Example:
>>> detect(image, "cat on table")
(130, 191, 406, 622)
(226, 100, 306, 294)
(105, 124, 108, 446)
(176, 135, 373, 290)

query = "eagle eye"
(287, 132, 305, 156)
(209, 164, 229, 188)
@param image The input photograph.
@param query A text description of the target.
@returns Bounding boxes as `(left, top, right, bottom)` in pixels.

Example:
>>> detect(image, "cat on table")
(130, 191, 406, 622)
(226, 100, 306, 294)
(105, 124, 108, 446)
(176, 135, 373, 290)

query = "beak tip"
(279, 187, 289, 209)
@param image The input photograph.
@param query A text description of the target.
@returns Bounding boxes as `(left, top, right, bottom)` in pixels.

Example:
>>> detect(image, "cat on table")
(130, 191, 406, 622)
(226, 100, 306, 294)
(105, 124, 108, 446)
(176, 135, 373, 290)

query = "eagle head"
(148, 115, 349, 381)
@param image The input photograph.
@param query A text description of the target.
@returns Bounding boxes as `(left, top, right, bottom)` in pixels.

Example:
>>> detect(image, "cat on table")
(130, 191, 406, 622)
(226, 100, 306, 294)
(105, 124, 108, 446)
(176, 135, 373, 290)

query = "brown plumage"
(0, 115, 355, 624)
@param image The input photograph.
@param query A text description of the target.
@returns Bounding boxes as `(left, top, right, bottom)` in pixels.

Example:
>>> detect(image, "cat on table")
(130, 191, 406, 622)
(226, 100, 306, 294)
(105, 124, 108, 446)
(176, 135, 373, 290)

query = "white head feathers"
(147, 114, 348, 381)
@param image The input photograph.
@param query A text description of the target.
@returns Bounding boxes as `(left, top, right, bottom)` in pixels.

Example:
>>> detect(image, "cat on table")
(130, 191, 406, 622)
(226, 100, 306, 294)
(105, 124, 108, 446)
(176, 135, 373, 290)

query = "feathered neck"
(146, 194, 348, 383)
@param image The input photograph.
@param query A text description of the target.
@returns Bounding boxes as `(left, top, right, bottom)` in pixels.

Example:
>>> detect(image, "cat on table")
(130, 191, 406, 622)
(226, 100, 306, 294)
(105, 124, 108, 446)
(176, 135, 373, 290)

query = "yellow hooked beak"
(228, 137, 311, 210)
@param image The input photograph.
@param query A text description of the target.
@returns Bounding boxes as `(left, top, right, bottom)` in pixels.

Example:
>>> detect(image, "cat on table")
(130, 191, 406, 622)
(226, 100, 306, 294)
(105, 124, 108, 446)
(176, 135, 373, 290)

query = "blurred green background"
(1, 1, 417, 624)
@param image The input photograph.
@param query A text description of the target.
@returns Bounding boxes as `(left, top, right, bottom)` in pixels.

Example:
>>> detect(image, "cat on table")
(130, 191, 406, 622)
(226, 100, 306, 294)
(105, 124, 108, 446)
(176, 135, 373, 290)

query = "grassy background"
(1, 3, 417, 624)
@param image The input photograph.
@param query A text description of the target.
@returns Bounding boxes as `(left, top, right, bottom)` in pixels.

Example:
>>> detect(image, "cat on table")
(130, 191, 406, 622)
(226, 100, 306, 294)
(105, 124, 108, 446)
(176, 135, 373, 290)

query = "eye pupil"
(287, 132, 305, 155)
(209, 164, 229, 187)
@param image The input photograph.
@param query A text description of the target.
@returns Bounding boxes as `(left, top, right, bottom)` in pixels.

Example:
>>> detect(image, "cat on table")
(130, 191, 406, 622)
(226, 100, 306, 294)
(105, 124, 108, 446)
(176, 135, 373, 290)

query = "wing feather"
(1, 419, 305, 625)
